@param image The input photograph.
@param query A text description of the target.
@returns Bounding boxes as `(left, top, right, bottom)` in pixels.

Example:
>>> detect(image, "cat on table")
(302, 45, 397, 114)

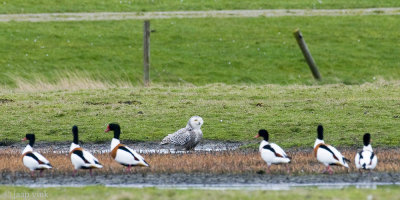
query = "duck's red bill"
(254, 134, 260, 138)
(21, 137, 27, 141)
(105, 126, 110, 132)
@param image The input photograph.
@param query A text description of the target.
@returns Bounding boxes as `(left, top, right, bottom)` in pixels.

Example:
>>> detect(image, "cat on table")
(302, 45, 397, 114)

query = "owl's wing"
(160, 127, 190, 145)
(171, 131, 191, 146)
(174, 127, 189, 135)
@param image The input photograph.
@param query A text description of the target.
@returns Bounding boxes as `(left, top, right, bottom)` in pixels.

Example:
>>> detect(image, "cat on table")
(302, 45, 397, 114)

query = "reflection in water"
(105, 182, 395, 190)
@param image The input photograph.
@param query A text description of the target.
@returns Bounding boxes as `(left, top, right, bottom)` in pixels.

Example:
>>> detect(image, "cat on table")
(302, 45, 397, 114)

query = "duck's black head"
(72, 125, 79, 144)
(22, 134, 35, 147)
(255, 129, 269, 142)
(105, 123, 121, 139)
(317, 125, 324, 140)
(363, 133, 371, 146)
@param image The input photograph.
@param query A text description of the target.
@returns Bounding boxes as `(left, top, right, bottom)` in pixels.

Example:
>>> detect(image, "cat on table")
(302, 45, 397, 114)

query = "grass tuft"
(13, 76, 133, 92)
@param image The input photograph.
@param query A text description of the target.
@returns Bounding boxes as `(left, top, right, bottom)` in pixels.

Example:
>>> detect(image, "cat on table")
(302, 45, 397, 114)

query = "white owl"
(160, 116, 204, 150)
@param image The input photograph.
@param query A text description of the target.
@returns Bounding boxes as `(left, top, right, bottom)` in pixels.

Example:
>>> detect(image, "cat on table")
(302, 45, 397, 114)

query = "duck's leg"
(125, 165, 132, 173)
(39, 169, 44, 177)
(89, 168, 93, 177)
(30, 171, 35, 178)
(321, 166, 327, 174)
(322, 166, 329, 174)
(266, 165, 271, 174)
(328, 166, 333, 175)
(73, 169, 77, 177)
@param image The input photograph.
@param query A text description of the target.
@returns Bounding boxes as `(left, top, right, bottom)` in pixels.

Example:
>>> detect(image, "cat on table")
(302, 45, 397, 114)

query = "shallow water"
(113, 182, 398, 190)
(9, 182, 400, 191)
(2, 172, 400, 189)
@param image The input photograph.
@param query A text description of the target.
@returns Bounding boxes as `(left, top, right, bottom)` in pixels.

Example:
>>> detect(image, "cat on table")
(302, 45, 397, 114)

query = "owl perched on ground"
(160, 116, 204, 150)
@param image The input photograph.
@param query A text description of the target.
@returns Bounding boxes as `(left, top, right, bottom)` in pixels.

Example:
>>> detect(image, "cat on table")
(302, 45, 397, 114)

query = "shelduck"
(105, 123, 149, 172)
(21, 134, 52, 177)
(255, 129, 291, 173)
(313, 125, 349, 174)
(355, 133, 377, 172)
(160, 116, 204, 150)
(69, 125, 103, 176)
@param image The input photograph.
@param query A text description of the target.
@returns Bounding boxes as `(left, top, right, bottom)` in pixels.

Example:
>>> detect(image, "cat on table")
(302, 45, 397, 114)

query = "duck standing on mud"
(313, 125, 350, 174)
(105, 123, 149, 172)
(355, 133, 377, 172)
(255, 129, 291, 173)
(69, 125, 103, 176)
(160, 116, 204, 150)
(21, 134, 52, 177)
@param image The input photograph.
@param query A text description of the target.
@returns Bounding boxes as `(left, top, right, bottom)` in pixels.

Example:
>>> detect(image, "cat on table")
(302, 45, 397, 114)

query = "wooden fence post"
(293, 29, 322, 81)
(143, 20, 150, 86)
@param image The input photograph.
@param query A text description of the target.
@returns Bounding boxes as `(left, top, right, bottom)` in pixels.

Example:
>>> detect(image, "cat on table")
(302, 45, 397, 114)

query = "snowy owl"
(160, 116, 204, 150)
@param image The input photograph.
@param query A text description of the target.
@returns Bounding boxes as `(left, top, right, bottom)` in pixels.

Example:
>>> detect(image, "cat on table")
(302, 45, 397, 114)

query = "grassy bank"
(0, 83, 399, 147)
(1, 0, 400, 14)
(1, 185, 400, 200)
(1, 15, 399, 87)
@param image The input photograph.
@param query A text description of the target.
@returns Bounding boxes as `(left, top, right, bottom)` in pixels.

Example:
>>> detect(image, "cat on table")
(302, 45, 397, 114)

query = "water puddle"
(16, 182, 400, 190)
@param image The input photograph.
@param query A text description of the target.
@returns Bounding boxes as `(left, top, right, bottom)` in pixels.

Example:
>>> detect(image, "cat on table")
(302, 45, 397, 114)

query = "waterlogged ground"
(1, 141, 400, 188)
(2, 172, 400, 188)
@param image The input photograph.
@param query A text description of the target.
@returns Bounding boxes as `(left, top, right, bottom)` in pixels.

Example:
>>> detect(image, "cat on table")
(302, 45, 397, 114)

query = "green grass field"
(1, 15, 399, 88)
(1, 1, 399, 199)
(1, 185, 400, 200)
(1, 0, 400, 14)
(1, 2, 400, 200)
(0, 83, 399, 147)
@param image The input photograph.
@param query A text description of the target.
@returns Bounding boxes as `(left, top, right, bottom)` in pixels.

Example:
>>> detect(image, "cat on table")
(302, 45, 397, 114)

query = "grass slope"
(0, 15, 399, 87)
(1, 0, 400, 14)
(0, 83, 399, 147)
(1, 186, 400, 200)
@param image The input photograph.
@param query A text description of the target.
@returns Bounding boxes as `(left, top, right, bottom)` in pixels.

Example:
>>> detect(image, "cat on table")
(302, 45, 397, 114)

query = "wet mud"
(1, 172, 400, 187)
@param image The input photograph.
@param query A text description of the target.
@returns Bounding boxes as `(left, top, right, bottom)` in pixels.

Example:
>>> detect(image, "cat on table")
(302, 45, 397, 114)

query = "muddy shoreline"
(1, 172, 400, 187)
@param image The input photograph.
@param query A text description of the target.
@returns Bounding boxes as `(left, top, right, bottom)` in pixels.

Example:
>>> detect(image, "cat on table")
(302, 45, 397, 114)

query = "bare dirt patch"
(0, 99, 14, 104)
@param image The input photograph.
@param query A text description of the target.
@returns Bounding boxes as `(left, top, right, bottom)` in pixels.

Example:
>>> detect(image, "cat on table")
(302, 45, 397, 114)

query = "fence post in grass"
(293, 29, 322, 81)
(143, 20, 150, 86)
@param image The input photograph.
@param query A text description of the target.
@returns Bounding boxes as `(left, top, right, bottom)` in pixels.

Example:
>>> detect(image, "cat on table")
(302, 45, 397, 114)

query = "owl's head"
(188, 116, 203, 129)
